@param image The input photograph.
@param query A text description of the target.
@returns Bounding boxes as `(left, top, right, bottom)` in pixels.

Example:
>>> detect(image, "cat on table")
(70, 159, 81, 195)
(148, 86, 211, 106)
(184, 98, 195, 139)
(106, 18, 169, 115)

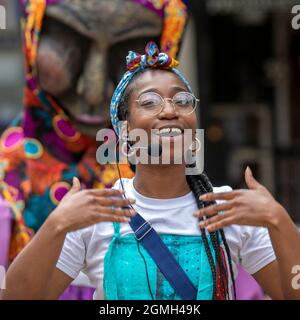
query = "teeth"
(159, 128, 171, 136)
(156, 128, 183, 137)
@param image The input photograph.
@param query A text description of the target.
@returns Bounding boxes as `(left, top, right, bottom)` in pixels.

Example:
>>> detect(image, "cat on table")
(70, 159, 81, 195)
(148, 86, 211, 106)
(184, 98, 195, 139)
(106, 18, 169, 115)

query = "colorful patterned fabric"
(110, 41, 193, 136)
(0, 0, 188, 266)
(129, 0, 188, 58)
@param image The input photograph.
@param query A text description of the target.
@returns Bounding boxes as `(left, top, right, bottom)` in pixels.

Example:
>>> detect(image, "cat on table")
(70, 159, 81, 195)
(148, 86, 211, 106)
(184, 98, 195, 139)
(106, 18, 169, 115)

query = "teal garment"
(103, 222, 217, 300)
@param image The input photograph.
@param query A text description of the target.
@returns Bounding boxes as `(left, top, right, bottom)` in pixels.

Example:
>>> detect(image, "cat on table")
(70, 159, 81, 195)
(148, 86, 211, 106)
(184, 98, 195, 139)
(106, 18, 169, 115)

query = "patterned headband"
(110, 41, 193, 137)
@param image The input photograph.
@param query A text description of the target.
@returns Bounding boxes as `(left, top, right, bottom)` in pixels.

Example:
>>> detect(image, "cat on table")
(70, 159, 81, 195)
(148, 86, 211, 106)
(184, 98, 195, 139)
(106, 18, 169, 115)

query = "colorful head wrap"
(110, 41, 193, 136)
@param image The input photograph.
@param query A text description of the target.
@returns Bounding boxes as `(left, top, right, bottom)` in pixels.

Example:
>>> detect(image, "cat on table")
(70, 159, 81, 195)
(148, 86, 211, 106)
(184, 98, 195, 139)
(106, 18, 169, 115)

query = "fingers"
(66, 177, 81, 196)
(73, 177, 81, 190)
(199, 190, 241, 202)
(87, 188, 125, 197)
(84, 189, 136, 210)
(96, 205, 136, 218)
(245, 166, 262, 190)
(92, 206, 137, 225)
(98, 196, 136, 208)
(95, 213, 132, 223)
(203, 217, 236, 232)
(79, 188, 137, 217)
(193, 201, 233, 218)
(72, 177, 81, 191)
(197, 209, 233, 229)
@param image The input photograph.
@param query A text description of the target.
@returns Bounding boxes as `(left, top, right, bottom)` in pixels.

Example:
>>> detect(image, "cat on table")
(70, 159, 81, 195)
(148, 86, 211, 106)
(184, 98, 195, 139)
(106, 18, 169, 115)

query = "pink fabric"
(0, 195, 12, 268)
(0, 194, 94, 299)
(59, 285, 95, 300)
(235, 265, 264, 300)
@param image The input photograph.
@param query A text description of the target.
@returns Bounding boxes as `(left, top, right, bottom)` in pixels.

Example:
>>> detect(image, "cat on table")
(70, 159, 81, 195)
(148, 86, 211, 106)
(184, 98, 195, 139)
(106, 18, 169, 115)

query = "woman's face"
(126, 69, 198, 164)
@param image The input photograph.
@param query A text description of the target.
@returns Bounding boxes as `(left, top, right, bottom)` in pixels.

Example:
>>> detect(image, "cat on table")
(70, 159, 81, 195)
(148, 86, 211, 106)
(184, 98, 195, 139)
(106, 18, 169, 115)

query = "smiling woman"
(3, 41, 300, 301)
(117, 69, 198, 166)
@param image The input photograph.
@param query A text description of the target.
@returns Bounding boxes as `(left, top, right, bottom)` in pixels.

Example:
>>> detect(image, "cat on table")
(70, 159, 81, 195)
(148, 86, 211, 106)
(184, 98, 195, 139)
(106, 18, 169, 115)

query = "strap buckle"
(134, 221, 153, 241)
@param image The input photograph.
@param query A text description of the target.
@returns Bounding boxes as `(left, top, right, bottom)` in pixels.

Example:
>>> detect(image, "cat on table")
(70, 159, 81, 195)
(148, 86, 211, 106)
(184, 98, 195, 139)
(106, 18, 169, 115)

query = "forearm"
(1, 182, 133, 300)
(267, 206, 300, 299)
(2, 214, 67, 300)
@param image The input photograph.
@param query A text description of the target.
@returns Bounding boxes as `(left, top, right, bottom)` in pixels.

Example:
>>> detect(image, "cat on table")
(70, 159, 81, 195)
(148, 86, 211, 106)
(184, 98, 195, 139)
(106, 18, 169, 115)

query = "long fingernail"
(129, 198, 136, 203)
(199, 194, 206, 200)
(247, 166, 253, 175)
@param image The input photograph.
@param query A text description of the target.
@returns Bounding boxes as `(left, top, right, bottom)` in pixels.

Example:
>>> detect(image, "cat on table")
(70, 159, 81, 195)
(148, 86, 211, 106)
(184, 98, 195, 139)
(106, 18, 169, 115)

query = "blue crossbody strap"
(129, 213, 198, 300)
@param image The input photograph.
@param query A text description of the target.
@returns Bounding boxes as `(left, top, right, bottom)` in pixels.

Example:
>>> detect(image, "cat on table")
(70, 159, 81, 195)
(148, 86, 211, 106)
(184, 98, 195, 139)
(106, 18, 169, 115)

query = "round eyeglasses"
(135, 91, 199, 116)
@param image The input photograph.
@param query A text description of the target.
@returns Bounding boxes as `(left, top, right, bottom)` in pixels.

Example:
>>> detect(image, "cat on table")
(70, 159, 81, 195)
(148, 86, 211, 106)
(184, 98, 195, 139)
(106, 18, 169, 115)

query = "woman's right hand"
(49, 177, 136, 233)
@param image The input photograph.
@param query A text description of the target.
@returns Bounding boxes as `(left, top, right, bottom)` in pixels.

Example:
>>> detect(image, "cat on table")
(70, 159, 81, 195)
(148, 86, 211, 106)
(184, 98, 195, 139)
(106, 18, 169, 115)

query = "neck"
(133, 164, 190, 199)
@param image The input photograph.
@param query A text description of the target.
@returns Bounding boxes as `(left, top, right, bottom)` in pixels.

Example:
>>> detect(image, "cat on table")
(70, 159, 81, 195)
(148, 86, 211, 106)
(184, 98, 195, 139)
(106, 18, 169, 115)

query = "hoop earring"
(120, 133, 136, 158)
(189, 137, 201, 155)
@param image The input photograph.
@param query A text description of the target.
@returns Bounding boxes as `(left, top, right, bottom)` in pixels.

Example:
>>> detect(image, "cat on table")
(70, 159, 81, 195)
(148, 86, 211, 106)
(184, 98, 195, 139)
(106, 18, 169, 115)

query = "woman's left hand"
(193, 166, 286, 232)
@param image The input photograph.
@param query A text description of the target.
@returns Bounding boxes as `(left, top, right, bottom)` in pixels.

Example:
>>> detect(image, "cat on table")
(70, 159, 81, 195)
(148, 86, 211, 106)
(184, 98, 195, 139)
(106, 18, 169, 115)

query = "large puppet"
(0, 0, 188, 297)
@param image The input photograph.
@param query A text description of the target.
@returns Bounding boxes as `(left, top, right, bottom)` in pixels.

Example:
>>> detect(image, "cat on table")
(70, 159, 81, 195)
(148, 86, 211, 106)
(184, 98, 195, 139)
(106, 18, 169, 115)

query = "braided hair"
(118, 69, 236, 300)
(186, 174, 236, 300)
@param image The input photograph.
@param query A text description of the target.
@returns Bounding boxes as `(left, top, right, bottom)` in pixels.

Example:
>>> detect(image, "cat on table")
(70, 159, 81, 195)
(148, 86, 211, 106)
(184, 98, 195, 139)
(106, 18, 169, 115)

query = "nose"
(77, 42, 107, 108)
(37, 31, 82, 96)
(157, 99, 178, 119)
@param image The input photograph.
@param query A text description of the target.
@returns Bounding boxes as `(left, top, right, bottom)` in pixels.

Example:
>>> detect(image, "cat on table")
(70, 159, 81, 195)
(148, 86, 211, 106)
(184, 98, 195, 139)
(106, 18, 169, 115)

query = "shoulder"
(65, 220, 115, 251)
(65, 224, 95, 245)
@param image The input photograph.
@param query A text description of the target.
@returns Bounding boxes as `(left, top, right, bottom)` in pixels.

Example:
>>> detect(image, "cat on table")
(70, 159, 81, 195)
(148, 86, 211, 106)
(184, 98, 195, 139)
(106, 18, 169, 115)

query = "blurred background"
(0, 0, 300, 224)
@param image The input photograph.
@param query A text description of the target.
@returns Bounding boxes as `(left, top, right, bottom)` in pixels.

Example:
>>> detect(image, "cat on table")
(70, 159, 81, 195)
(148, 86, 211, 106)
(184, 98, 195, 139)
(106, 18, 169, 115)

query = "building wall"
(191, 0, 300, 222)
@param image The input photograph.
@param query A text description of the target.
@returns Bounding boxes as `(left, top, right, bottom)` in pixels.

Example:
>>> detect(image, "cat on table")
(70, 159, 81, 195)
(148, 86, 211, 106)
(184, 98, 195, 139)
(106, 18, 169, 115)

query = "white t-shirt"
(56, 178, 276, 300)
